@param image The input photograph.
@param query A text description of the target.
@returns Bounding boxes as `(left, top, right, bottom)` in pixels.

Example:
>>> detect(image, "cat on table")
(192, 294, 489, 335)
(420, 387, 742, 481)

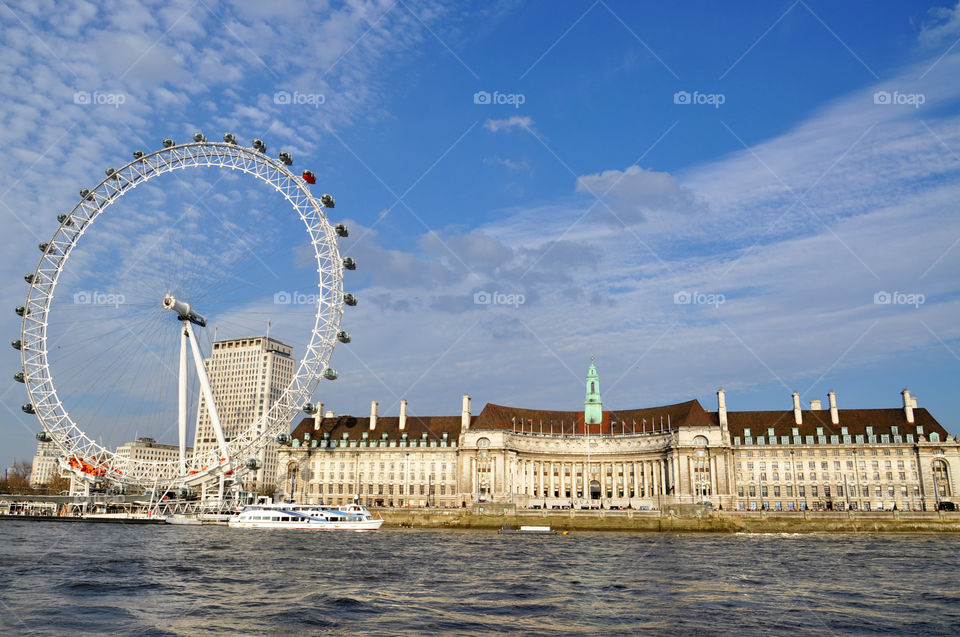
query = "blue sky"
(2, 0, 960, 470)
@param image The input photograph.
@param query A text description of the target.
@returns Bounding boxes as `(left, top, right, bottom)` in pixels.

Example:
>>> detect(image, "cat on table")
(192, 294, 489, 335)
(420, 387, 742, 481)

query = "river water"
(2, 522, 959, 635)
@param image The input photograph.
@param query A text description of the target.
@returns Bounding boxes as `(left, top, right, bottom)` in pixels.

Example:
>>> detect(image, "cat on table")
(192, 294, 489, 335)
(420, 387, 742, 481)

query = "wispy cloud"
(484, 115, 534, 132)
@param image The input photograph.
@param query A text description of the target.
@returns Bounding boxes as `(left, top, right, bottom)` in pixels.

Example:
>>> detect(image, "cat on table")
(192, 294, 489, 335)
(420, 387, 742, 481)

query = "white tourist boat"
(228, 502, 384, 531)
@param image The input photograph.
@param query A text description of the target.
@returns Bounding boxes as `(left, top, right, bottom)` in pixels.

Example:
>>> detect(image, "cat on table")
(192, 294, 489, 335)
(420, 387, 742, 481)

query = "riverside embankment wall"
(377, 508, 960, 533)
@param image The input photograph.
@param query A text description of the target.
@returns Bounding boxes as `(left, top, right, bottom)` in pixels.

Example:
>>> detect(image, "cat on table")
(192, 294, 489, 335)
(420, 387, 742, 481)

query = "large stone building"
(117, 437, 193, 463)
(192, 336, 295, 491)
(29, 436, 60, 488)
(277, 364, 959, 512)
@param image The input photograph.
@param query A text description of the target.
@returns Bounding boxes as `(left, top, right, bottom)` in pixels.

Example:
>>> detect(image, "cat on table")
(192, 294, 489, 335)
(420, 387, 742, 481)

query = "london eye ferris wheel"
(14, 133, 356, 491)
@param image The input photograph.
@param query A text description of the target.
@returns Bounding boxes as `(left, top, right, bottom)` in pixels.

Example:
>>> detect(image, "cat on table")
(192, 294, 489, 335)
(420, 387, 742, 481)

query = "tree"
(3, 460, 33, 494)
(47, 473, 71, 494)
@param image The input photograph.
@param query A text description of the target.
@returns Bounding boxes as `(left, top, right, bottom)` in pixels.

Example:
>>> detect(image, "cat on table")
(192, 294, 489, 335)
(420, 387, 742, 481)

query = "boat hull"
(228, 519, 384, 531)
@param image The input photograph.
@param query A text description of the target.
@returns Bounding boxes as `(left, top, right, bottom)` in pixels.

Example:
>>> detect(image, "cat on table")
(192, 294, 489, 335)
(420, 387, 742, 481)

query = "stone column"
(673, 454, 680, 498)
(710, 455, 718, 497)
(548, 462, 554, 498)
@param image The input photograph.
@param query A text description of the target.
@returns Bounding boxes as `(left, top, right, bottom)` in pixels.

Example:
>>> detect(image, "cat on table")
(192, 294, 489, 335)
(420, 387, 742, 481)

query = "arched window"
(477, 437, 490, 448)
(933, 459, 951, 498)
(591, 382, 595, 393)
(930, 432, 941, 442)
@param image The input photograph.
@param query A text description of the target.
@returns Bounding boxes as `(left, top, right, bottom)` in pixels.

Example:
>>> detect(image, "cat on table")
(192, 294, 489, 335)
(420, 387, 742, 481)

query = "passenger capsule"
(79, 188, 94, 201)
(132, 150, 144, 159)
(303, 402, 319, 415)
(320, 193, 335, 208)
(245, 458, 261, 470)
(21, 403, 35, 414)
(278, 151, 292, 165)
(343, 293, 357, 306)
(162, 138, 175, 148)
(342, 257, 356, 270)
(57, 214, 73, 226)
(323, 367, 338, 380)
(24, 274, 34, 284)
(14, 371, 24, 383)
(223, 132, 238, 144)
(337, 330, 351, 344)
(12, 339, 22, 350)
(15, 306, 25, 317)
(302, 169, 316, 184)
(38, 243, 48, 252)
(193, 132, 206, 142)
(252, 139, 266, 153)
(35, 431, 51, 442)
(334, 223, 349, 237)
(104, 167, 117, 178)
(276, 432, 291, 444)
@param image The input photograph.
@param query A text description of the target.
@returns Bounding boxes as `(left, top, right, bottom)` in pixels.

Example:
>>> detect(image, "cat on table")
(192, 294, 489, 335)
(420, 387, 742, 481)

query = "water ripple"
(2, 522, 960, 635)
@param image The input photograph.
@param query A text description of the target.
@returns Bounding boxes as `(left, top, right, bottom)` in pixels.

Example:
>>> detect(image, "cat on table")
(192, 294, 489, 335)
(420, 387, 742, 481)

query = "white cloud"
(919, 1, 960, 45)
(484, 115, 533, 132)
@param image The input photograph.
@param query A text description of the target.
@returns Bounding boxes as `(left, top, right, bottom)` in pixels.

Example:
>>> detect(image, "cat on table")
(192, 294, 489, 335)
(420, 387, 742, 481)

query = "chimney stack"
(810, 399, 821, 410)
(828, 391, 839, 425)
(902, 389, 914, 424)
(313, 402, 324, 431)
(399, 399, 408, 431)
(462, 394, 471, 431)
(717, 389, 728, 430)
(369, 400, 378, 431)
(792, 392, 802, 425)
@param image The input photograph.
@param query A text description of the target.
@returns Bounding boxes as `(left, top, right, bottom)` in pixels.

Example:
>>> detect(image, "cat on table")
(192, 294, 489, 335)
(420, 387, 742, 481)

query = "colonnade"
(512, 457, 675, 499)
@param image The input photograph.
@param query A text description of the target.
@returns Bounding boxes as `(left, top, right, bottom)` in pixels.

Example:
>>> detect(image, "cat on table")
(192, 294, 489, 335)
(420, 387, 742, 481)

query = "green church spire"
(585, 358, 603, 425)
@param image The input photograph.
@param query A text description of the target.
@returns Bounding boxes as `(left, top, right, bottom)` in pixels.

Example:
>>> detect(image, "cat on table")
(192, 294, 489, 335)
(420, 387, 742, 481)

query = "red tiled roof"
(471, 399, 713, 434)
(721, 407, 948, 439)
(291, 414, 464, 442)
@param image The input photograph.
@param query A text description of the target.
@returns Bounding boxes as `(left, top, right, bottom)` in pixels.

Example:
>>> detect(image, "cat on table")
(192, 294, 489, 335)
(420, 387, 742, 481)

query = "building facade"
(192, 336, 295, 492)
(29, 437, 60, 488)
(115, 437, 193, 483)
(277, 365, 959, 512)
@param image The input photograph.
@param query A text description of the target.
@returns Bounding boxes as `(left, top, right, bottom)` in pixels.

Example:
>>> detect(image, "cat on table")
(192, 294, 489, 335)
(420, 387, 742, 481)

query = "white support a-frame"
(179, 321, 230, 472)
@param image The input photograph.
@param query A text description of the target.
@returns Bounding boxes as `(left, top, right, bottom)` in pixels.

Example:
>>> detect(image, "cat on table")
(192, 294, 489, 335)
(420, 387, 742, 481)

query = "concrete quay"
(376, 507, 960, 533)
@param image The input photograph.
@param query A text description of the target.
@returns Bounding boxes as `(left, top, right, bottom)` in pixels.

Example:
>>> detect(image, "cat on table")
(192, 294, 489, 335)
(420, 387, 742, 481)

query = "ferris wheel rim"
(18, 138, 346, 487)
